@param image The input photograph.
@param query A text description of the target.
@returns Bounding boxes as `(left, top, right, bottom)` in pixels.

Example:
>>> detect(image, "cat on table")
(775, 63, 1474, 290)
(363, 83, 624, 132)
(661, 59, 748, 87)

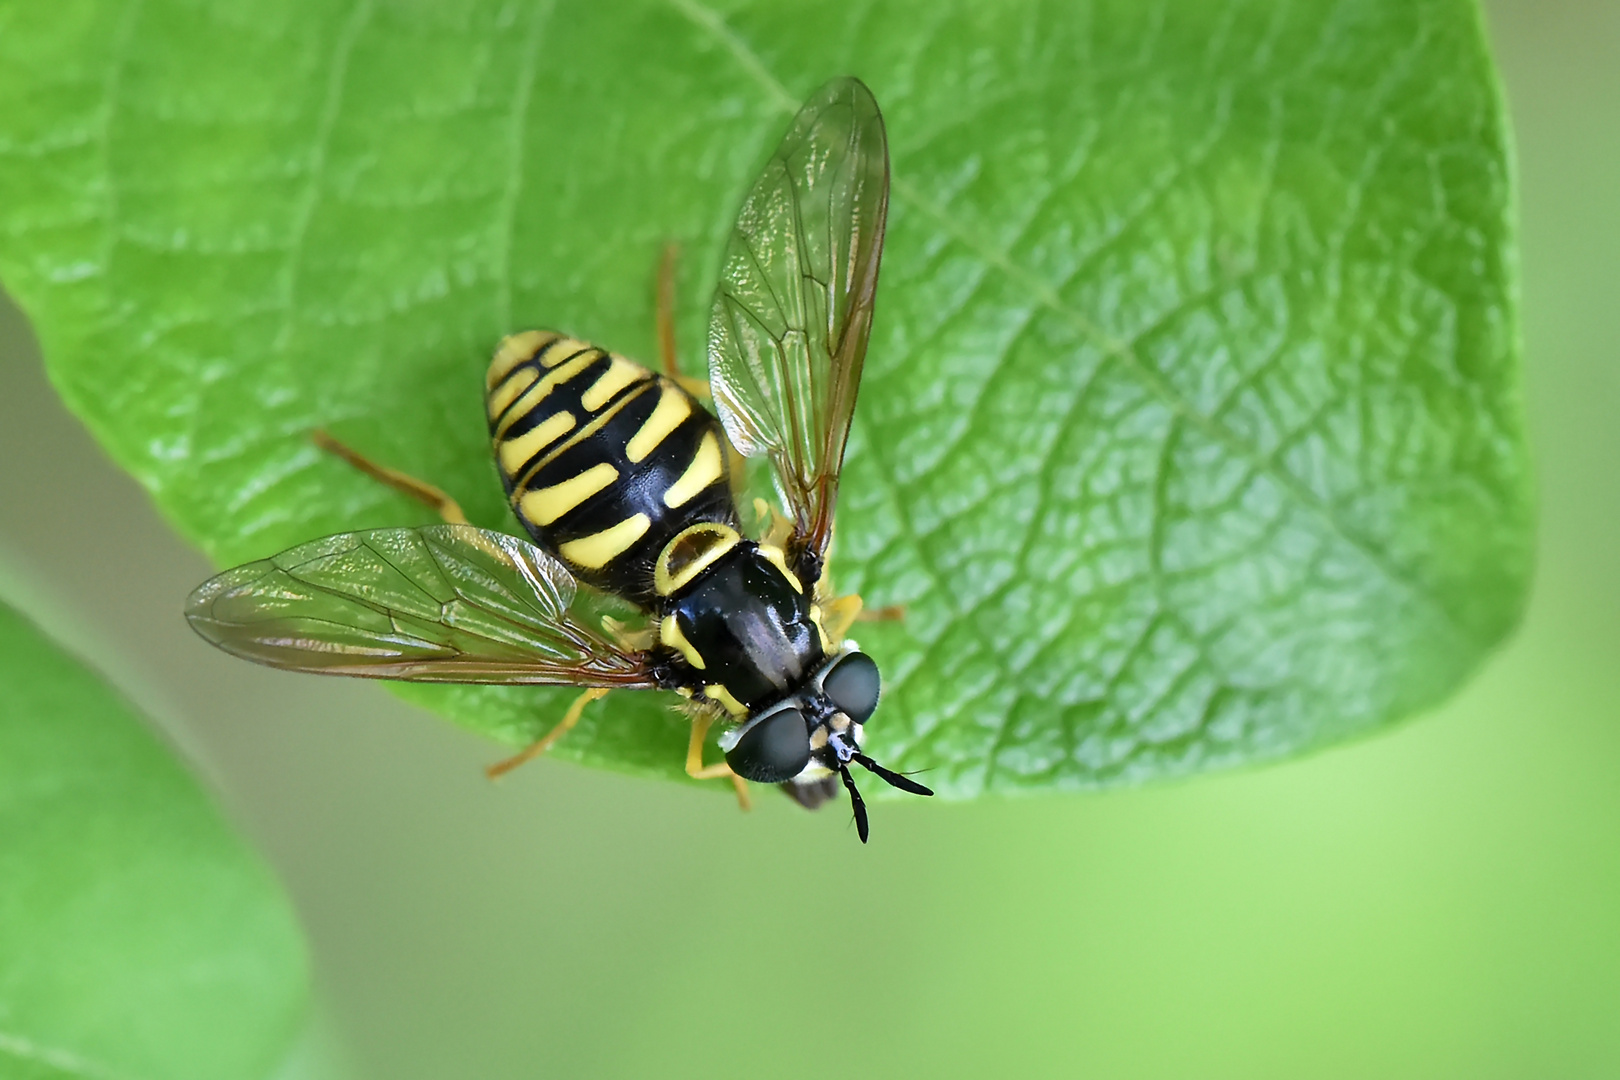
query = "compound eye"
(724, 708, 812, 783)
(822, 651, 880, 724)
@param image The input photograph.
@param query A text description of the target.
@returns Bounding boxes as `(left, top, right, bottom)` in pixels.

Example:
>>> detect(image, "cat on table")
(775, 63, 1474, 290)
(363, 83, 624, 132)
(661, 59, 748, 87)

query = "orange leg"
(686, 710, 752, 811)
(820, 593, 905, 649)
(485, 687, 609, 780)
(312, 429, 469, 525)
(656, 243, 712, 400)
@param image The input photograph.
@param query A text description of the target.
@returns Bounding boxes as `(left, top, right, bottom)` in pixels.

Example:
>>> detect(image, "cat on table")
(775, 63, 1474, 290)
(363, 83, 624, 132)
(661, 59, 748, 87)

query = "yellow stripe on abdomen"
(487, 330, 554, 390)
(580, 358, 647, 412)
(494, 351, 600, 439)
(486, 365, 538, 424)
(498, 411, 575, 477)
(626, 384, 692, 463)
(519, 462, 619, 527)
(539, 337, 589, 367)
(559, 513, 652, 570)
(512, 382, 655, 492)
(663, 432, 725, 508)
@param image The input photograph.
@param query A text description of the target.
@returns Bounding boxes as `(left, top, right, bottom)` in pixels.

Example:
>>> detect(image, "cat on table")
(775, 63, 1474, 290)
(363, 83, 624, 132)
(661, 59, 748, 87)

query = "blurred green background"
(0, 1, 1615, 1076)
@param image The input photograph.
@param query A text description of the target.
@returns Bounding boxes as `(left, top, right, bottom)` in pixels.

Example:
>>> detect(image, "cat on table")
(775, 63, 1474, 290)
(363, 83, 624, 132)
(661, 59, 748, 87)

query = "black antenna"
(853, 752, 934, 798)
(839, 766, 870, 843)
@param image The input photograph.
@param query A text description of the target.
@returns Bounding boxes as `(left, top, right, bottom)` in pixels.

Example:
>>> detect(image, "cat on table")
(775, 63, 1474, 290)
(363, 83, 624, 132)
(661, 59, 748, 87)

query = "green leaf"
(0, 0, 1530, 797)
(0, 599, 307, 1079)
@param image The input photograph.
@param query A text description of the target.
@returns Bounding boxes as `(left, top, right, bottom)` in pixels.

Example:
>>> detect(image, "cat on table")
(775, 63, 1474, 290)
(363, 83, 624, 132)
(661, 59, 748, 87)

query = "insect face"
(719, 649, 923, 841)
(720, 650, 877, 781)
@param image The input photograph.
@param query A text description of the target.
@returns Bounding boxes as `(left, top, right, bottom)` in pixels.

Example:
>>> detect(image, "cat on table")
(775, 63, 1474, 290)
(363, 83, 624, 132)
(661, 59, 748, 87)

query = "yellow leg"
(656, 243, 712, 400)
(312, 429, 469, 525)
(485, 687, 609, 780)
(821, 594, 864, 643)
(819, 593, 907, 647)
(686, 710, 752, 811)
(753, 498, 795, 550)
(600, 615, 657, 652)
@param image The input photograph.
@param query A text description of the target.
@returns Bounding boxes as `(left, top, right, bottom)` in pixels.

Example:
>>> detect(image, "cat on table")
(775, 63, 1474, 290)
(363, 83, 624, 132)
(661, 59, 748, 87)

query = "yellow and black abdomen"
(485, 331, 738, 605)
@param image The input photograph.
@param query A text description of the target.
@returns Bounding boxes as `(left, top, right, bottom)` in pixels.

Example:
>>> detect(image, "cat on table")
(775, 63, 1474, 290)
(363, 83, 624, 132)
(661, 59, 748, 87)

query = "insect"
(185, 77, 931, 841)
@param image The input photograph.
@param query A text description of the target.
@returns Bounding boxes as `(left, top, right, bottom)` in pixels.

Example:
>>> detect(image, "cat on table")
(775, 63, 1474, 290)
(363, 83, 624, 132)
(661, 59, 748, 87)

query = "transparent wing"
(707, 76, 890, 574)
(185, 525, 658, 687)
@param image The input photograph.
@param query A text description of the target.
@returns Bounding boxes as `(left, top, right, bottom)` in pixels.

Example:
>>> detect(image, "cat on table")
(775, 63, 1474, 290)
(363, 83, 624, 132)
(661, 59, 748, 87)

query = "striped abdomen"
(485, 331, 738, 605)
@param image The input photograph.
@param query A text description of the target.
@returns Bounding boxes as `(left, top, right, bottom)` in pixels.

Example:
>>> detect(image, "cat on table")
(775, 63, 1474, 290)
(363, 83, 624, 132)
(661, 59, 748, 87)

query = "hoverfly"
(186, 77, 931, 841)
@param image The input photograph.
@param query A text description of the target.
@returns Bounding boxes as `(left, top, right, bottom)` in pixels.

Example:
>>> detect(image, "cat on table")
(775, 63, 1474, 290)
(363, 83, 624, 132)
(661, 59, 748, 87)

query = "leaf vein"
(891, 171, 1476, 646)
(95, 0, 143, 275)
(272, 0, 373, 354)
(495, 0, 553, 330)
(657, 0, 1489, 782)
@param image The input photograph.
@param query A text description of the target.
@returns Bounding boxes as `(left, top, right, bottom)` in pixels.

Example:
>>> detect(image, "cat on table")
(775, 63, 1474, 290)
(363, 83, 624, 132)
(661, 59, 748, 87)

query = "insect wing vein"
(707, 76, 889, 566)
(185, 526, 654, 686)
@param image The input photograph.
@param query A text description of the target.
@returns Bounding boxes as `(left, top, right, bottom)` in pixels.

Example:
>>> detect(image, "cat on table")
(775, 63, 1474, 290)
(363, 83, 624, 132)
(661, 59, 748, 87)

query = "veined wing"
(707, 76, 890, 576)
(185, 525, 657, 686)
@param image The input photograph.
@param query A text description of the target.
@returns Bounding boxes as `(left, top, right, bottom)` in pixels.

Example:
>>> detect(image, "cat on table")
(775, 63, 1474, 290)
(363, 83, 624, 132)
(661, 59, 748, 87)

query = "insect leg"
(686, 710, 752, 811)
(820, 593, 864, 643)
(655, 243, 712, 400)
(752, 498, 795, 550)
(312, 429, 469, 525)
(600, 615, 657, 652)
(484, 687, 609, 780)
(815, 592, 907, 651)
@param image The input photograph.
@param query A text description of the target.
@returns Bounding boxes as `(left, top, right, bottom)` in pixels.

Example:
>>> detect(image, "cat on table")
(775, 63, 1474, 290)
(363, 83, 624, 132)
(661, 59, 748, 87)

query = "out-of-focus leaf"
(0, 599, 307, 1079)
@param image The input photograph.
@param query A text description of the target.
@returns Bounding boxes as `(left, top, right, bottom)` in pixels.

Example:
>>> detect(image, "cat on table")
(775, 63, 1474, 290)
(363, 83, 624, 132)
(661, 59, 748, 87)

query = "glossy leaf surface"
(0, 0, 1529, 796)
